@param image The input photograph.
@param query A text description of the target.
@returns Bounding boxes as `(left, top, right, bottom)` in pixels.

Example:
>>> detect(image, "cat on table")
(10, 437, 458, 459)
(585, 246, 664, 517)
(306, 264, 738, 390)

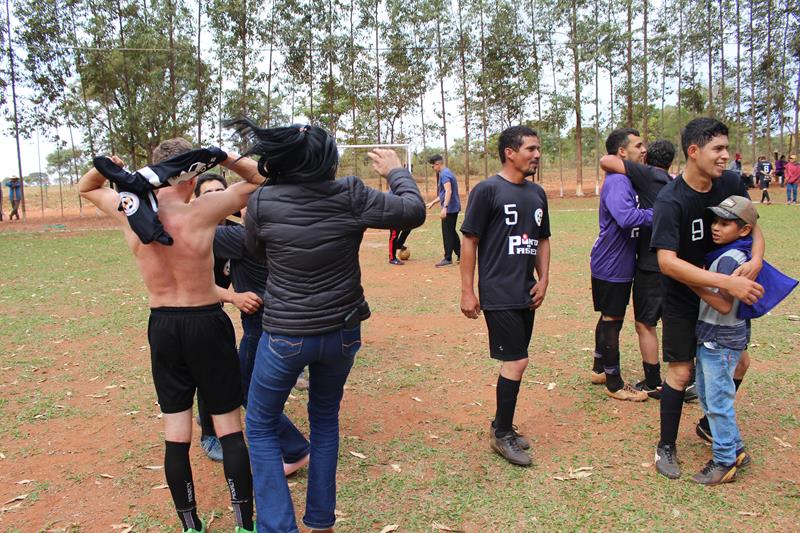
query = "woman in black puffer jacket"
(228, 119, 425, 533)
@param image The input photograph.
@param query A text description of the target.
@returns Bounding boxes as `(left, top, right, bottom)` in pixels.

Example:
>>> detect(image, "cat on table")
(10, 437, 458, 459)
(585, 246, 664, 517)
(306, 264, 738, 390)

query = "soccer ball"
(397, 248, 411, 261)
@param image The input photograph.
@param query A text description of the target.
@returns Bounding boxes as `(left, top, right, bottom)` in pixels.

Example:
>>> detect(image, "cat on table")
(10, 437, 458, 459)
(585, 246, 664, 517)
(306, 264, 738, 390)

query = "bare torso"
(125, 190, 219, 308)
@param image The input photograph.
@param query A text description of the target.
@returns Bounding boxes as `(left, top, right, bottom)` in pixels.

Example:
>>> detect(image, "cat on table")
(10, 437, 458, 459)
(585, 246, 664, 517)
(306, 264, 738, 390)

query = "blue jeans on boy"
(787, 182, 798, 203)
(246, 326, 361, 532)
(695, 342, 744, 466)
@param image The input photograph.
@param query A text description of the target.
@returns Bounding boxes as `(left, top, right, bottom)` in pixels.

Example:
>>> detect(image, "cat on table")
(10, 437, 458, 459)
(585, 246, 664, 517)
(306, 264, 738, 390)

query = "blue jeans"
(696, 342, 744, 466)
(787, 182, 798, 203)
(246, 326, 361, 532)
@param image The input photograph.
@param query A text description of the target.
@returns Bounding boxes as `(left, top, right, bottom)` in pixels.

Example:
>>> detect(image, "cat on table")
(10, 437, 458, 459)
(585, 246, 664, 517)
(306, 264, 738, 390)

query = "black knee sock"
(598, 320, 624, 392)
(197, 394, 216, 437)
(659, 383, 685, 447)
(164, 441, 201, 530)
(219, 432, 254, 530)
(643, 362, 662, 388)
(494, 375, 522, 437)
(592, 318, 604, 373)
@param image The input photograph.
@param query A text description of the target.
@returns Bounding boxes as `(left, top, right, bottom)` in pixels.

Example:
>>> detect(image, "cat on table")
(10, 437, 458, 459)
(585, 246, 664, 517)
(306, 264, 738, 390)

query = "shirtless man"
(78, 139, 264, 533)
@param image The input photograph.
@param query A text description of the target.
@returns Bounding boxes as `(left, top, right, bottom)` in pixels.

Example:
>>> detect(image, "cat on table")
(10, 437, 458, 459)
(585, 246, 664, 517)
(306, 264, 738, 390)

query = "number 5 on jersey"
(504, 204, 518, 225)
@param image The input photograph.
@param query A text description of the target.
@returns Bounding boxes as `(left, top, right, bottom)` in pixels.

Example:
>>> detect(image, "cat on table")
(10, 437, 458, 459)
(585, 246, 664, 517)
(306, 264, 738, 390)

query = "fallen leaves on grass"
(738, 511, 760, 517)
(390, 464, 402, 473)
(787, 315, 800, 321)
(547, 382, 557, 391)
(142, 465, 163, 470)
(774, 436, 793, 448)
(553, 467, 593, 481)
(380, 525, 399, 533)
(99, 474, 114, 479)
(2, 494, 28, 505)
(412, 397, 422, 402)
(86, 392, 108, 399)
(15, 479, 33, 485)
(151, 484, 168, 490)
(349, 451, 367, 459)
(110, 524, 133, 533)
(432, 522, 464, 531)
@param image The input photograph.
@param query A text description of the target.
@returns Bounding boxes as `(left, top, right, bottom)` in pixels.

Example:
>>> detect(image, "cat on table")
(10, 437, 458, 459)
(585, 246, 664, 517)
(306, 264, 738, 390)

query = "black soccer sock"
(599, 319, 624, 392)
(494, 375, 522, 437)
(734, 378, 743, 391)
(643, 362, 662, 388)
(197, 395, 216, 438)
(659, 383, 685, 447)
(592, 317, 604, 373)
(219, 432, 254, 530)
(164, 441, 202, 531)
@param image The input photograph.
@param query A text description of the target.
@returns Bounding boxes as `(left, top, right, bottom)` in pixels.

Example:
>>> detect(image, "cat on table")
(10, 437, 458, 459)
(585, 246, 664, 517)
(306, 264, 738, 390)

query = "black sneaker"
(691, 459, 737, 485)
(655, 444, 681, 479)
(389, 258, 404, 265)
(490, 431, 532, 466)
(735, 448, 751, 468)
(490, 422, 530, 450)
(633, 379, 662, 400)
(695, 417, 713, 443)
(435, 258, 453, 267)
(683, 382, 698, 402)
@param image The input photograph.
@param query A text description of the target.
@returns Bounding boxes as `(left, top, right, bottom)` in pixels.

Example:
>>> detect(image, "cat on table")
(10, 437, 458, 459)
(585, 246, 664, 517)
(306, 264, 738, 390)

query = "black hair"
(680, 117, 729, 158)
(224, 117, 338, 184)
(498, 126, 539, 163)
(194, 173, 228, 197)
(428, 154, 444, 164)
(605, 128, 640, 155)
(645, 140, 676, 170)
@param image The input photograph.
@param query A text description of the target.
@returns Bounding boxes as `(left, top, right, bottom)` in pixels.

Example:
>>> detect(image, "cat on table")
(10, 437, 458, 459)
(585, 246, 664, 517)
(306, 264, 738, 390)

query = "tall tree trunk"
(6, 0, 25, 219)
(778, 9, 789, 153)
(736, 0, 742, 153)
(115, 0, 137, 165)
(457, 0, 470, 192)
(642, 0, 649, 140)
(196, 0, 202, 143)
(792, 57, 800, 155)
(374, 0, 380, 145)
(420, 92, 429, 198)
(719, 0, 725, 117)
(327, 0, 334, 132)
(435, 17, 448, 165)
(266, 4, 275, 126)
(480, 0, 488, 180)
(570, 0, 583, 196)
(167, 0, 177, 135)
(548, 38, 564, 197)
(349, 0, 356, 143)
(706, 0, 714, 114)
(749, 0, 756, 164)
(69, 3, 97, 154)
(677, 0, 684, 168)
(765, 0, 773, 157)
(594, 0, 600, 194)
(625, 0, 633, 126)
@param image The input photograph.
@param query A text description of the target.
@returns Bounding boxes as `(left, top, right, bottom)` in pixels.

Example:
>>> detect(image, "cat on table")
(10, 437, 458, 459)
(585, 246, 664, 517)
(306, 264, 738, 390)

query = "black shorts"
(591, 277, 632, 317)
(148, 303, 243, 414)
(633, 269, 663, 327)
(661, 315, 697, 363)
(483, 308, 535, 361)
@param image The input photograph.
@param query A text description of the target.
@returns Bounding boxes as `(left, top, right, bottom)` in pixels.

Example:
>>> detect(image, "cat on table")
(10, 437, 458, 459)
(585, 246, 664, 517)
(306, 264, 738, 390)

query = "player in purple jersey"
(589, 128, 651, 402)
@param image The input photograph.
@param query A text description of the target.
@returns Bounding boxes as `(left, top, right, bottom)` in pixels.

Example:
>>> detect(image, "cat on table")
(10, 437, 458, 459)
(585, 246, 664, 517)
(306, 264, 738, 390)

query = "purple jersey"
(590, 173, 653, 282)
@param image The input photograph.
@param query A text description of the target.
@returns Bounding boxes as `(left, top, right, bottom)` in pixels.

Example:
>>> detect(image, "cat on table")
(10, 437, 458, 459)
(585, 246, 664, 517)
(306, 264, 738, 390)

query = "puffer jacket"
(245, 168, 425, 335)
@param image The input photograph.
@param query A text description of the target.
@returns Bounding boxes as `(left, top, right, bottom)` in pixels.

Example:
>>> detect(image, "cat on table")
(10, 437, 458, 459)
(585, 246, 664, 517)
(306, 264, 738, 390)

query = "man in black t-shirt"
(599, 139, 675, 398)
(650, 118, 765, 480)
(460, 126, 551, 467)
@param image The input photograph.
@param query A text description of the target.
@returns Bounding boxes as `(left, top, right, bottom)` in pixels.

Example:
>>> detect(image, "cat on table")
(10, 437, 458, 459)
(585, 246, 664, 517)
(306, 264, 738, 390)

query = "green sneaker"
(235, 527, 256, 533)
(184, 519, 206, 533)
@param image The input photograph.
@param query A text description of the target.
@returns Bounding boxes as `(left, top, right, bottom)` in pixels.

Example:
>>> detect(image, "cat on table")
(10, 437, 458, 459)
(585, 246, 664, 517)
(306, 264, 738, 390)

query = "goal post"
(337, 143, 413, 191)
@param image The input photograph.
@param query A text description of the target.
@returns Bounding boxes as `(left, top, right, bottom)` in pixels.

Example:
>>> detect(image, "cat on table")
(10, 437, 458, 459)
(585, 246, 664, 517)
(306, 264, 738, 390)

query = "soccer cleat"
(590, 371, 607, 385)
(735, 449, 751, 468)
(683, 382, 698, 402)
(234, 527, 256, 533)
(691, 459, 737, 485)
(633, 379, 662, 400)
(655, 444, 681, 479)
(605, 382, 649, 402)
(695, 417, 713, 443)
(184, 519, 206, 533)
(434, 259, 453, 267)
(491, 421, 530, 450)
(490, 431, 532, 466)
(200, 435, 223, 462)
(389, 258, 404, 265)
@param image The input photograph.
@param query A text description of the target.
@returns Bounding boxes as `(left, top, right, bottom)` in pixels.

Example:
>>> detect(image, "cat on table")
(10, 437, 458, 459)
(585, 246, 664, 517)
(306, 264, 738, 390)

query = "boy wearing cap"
(690, 195, 759, 485)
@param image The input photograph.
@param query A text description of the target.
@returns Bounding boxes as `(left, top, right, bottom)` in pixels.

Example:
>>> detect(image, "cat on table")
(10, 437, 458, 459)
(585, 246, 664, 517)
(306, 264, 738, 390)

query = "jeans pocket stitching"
(268, 334, 304, 359)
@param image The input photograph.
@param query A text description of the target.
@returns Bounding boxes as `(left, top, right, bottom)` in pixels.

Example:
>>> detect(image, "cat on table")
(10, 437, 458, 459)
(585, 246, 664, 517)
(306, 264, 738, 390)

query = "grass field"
(0, 195, 798, 532)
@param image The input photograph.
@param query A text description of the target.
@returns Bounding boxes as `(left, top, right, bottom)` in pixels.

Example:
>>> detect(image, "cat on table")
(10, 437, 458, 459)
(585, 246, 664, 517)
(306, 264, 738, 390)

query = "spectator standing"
(785, 155, 799, 204)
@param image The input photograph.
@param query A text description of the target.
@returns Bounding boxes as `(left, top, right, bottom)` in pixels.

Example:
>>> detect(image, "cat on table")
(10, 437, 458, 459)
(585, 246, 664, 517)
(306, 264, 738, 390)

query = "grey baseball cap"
(707, 195, 759, 226)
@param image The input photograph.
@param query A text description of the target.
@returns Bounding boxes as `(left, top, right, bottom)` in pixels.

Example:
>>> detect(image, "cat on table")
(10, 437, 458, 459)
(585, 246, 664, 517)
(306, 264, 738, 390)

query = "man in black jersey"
(460, 126, 551, 467)
(650, 118, 764, 479)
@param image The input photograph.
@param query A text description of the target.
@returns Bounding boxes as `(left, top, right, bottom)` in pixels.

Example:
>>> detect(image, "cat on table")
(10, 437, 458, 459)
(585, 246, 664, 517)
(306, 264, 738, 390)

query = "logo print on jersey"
(534, 208, 543, 226)
(508, 233, 539, 255)
(118, 191, 140, 216)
